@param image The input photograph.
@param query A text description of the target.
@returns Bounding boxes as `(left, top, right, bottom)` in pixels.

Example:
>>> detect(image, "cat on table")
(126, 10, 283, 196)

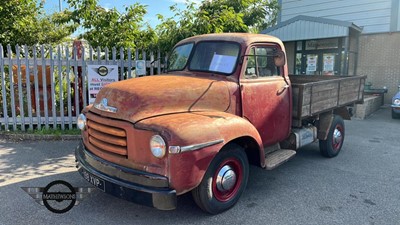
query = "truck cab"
(75, 33, 365, 214)
(168, 33, 292, 145)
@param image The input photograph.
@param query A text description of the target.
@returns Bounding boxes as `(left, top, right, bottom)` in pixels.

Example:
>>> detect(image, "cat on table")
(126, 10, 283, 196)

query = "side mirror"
(274, 50, 286, 67)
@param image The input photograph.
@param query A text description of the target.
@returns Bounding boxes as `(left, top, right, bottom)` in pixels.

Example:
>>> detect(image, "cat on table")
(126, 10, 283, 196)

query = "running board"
(265, 149, 296, 170)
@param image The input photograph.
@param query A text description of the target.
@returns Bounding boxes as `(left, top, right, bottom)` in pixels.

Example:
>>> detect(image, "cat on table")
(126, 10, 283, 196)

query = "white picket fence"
(0, 44, 165, 131)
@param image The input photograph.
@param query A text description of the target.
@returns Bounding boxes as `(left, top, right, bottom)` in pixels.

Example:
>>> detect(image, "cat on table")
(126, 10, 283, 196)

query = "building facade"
(262, 0, 400, 103)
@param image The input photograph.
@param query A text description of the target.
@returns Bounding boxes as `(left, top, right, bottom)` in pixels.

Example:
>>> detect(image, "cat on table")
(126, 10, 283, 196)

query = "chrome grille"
(86, 115, 128, 156)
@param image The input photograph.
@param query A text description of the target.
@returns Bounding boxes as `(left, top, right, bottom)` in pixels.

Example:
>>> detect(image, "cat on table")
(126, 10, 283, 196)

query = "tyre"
(392, 109, 400, 119)
(319, 115, 345, 158)
(191, 143, 249, 214)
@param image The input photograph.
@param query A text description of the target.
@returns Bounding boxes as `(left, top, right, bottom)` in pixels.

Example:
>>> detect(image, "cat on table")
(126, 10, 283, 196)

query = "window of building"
(293, 37, 350, 75)
(296, 41, 302, 51)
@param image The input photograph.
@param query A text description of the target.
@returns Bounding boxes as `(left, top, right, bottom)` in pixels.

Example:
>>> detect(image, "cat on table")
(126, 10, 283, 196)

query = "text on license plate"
(81, 169, 105, 192)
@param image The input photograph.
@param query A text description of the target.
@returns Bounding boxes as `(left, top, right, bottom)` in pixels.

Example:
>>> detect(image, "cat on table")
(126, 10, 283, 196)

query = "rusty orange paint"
(82, 33, 289, 195)
(92, 75, 232, 123)
(135, 111, 263, 194)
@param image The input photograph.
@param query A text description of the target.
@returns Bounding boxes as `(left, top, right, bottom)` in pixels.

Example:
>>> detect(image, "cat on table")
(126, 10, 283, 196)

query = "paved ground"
(0, 106, 399, 225)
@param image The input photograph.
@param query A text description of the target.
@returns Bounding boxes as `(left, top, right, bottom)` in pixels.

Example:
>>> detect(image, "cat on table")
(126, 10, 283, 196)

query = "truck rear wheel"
(319, 115, 345, 158)
(191, 144, 249, 214)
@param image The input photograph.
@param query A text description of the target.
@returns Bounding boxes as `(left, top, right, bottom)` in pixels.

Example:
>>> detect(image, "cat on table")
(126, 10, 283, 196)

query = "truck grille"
(86, 113, 128, 156)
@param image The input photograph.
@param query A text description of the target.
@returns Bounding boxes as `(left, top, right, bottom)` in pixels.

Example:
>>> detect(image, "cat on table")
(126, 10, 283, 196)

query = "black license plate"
(81, 169, 105, 192)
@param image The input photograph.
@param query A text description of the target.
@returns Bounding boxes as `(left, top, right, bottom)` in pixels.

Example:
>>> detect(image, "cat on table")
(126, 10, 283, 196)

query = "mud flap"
(317, 111, 334, 141)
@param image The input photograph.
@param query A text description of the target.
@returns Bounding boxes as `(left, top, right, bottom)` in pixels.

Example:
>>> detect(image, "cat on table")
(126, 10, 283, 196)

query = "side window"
(245, 46, 280, 79)
(245, 48, 257, 78)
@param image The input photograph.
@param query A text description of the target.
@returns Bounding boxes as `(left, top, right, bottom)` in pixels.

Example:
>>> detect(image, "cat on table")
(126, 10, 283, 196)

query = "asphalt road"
(0, 106, 399, 225)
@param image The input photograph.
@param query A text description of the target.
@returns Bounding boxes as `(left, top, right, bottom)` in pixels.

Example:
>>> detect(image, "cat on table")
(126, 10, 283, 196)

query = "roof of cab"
(175, 33, 284, 47)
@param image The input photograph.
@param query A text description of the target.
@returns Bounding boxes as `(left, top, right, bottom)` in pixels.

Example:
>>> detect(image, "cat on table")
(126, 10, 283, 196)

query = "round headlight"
(394, 99, 400, 105)
(77, 114, 87, 130)
(150, 135, 166, 158)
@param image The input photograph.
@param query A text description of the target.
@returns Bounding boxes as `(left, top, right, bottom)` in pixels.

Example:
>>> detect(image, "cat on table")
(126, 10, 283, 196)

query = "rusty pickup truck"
(75, 33, 366, 214)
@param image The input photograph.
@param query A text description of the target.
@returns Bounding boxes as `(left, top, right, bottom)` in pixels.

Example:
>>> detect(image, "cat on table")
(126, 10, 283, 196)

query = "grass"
(29, 128, 81, 136)
(1, 126, 81, 136)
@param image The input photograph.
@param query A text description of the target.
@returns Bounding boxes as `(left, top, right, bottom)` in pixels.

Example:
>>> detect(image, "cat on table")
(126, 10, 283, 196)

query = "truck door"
(240, 45, 291, 146)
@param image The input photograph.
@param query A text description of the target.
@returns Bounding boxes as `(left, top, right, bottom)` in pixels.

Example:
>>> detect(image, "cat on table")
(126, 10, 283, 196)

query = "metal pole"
(59, 0, 62, 11)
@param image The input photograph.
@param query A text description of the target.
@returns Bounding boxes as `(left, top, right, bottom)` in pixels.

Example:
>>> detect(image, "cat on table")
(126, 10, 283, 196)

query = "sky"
(43, 0, 200, 28)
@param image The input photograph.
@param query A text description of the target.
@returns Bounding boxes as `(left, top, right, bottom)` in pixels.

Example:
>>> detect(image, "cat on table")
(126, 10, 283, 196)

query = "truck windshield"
(168, 43, 194, 71)
(189, 42, 240, 75)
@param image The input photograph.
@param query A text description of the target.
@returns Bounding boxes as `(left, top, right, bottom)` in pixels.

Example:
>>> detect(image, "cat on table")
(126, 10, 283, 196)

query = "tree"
(0, 0, 72, 47)
(156, 0, 279, 53)
(156, 1, 249, 53)
(55, 0, 157, 50)
(156, 3, 198, 54)
(200, 0, 279, 32)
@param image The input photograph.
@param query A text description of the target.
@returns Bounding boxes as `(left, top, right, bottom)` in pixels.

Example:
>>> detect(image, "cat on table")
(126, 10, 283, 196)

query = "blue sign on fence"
(135, 60, 146, 76)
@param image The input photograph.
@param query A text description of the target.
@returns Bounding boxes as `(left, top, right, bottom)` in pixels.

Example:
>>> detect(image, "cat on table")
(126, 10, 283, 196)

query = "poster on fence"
(87, 64, 118, 104)
(135, 60, 146, 76)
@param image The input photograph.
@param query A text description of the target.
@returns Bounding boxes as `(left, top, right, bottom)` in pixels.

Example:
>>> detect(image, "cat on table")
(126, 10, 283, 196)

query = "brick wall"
(353, 95, 383, 119)
(357, 32, 400, 104)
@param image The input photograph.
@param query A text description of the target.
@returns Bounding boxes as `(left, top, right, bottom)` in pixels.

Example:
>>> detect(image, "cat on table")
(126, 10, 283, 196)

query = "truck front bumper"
(75, 142, 177, 210)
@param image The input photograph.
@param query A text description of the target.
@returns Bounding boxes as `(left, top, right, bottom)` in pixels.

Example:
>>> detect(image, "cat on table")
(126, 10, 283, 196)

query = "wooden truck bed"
(290, 75, 366, 123)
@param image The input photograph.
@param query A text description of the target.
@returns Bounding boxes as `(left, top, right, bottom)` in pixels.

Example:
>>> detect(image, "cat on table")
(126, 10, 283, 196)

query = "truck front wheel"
(192, 144, 249, 214)
(319, 115, 345, 158)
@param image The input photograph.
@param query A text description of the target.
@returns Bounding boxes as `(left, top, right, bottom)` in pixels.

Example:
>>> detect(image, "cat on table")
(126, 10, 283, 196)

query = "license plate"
(81, 169, 105, 192)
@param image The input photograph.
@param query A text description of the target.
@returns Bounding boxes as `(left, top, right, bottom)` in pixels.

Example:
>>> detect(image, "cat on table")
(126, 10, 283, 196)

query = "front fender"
(135, 111, 263, 194)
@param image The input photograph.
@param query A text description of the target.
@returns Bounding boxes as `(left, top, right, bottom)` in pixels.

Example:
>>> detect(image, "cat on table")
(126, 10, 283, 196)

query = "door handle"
(277, 84, 289, 95)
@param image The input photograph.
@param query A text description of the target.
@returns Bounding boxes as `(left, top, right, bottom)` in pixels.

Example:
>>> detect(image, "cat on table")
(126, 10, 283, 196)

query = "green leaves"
(0, 0, 279, 55)
(156, 0, 279, 53)
(58, 1, 155, 50)
(0, 0, 73, 47)
(198, 0, 279, 32)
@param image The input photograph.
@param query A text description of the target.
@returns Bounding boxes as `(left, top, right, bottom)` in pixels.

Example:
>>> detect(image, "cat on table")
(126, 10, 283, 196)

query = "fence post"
(7, 45, 17, 130)
(73, 46, 80, 117)
(97, 46, 101, 63)
(142, 50, 146, 76)
(49, 46, 57, 128)
(65, 46, 73, 129)
(15, 45, 26, 131)
(135, 49, 139, 78)
(89, 46, 93, 61)
(119, 47, 124, 80)
(57, 45, 65, 130)
(0, 45, 8, 130)
(112, 47, 117, 65)
(40, 45, 49, 129)
(81, 45, 87, 109)
(32, 47, 41, 129)
(24, 45, 33, 130)
(157, 50, 161, 75)
(105, 47, 109, 61)
(150, 51, 154, 75)
(127, 48, 132, 79)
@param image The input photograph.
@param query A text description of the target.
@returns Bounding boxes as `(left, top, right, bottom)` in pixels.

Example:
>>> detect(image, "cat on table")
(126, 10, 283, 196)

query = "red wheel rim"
(332, 124, 344, 151)
(212, 157, 243, 202)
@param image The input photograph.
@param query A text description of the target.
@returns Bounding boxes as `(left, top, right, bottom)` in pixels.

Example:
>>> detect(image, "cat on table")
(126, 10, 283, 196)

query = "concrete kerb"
(0, 132, 81, 142)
